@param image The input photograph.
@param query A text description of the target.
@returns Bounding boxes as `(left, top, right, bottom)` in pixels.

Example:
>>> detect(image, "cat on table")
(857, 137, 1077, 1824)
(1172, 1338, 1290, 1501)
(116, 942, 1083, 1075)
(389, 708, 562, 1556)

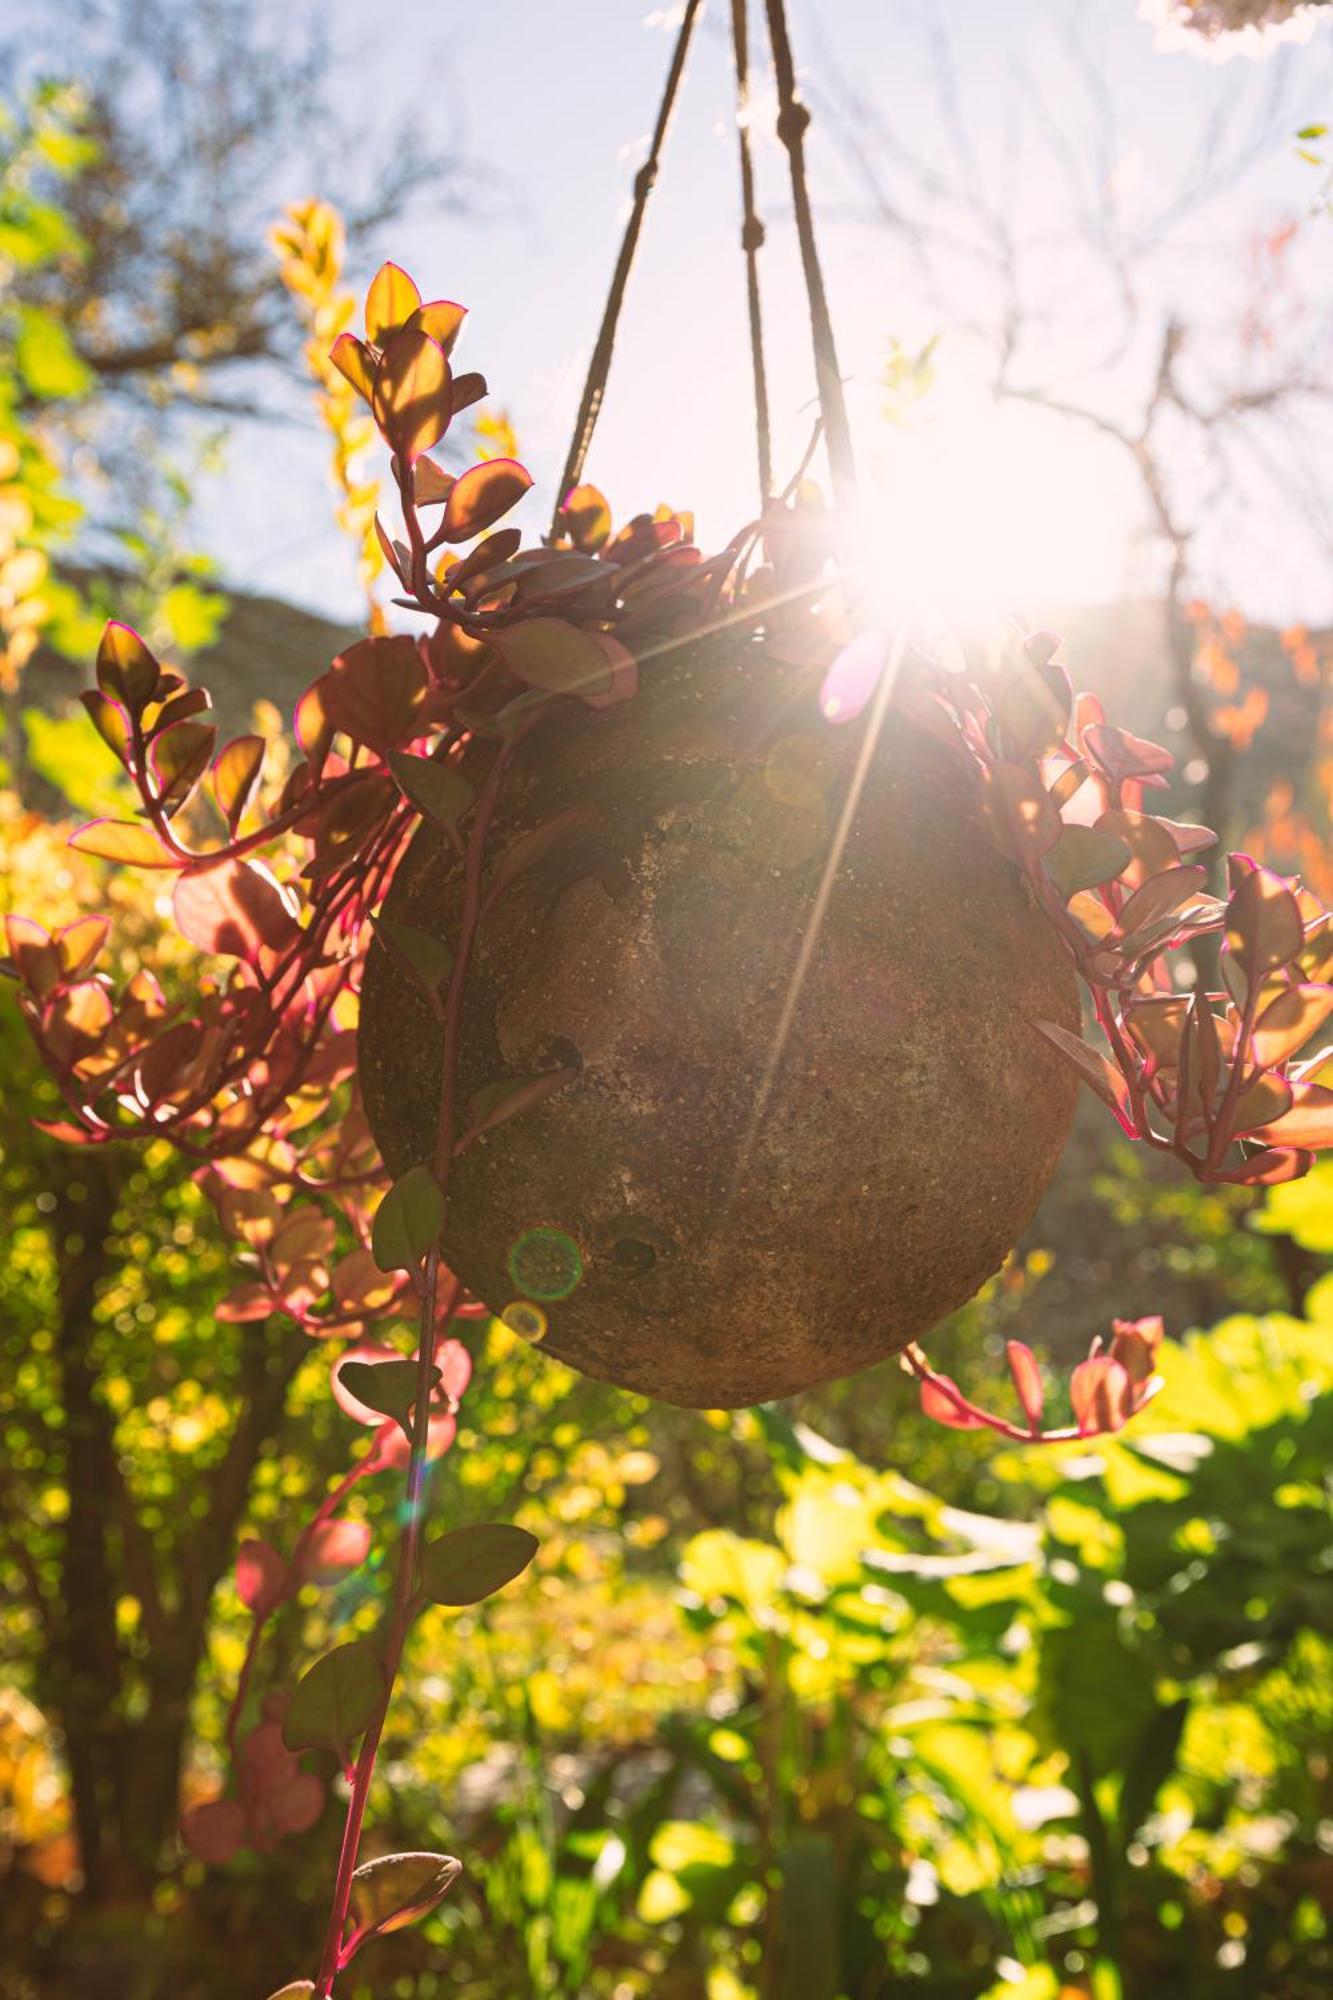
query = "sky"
(192, 0, 1333, 634)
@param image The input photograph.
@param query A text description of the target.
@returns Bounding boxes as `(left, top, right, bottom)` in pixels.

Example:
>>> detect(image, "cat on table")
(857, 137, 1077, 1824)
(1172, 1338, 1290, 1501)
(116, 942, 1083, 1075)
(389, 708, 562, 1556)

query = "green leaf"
(387, 750, 476, 829)
(454, 1069, 576, 1153)
(349, 1851, 462, 1948)
(371, 1165, 444, 1273)
(420, 1522, 539, 1606)
(1046, 824, 1132, 898)
(373, 915, 454, 999)
(15, 305, 94, 400)
(338, 1358, 441, 1443)
(489, 618, 614, 699)
(282, 1638, 383, 1756)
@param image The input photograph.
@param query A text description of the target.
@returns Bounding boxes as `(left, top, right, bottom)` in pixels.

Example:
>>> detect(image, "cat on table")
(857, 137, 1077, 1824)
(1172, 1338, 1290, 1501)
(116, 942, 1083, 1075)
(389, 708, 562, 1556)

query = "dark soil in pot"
(358, 628, 1080, 1408)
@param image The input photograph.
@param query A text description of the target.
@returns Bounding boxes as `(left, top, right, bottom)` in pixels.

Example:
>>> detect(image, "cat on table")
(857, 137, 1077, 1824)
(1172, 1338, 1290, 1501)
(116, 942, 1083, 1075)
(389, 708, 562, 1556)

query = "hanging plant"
(7, 1, 1333, 1987)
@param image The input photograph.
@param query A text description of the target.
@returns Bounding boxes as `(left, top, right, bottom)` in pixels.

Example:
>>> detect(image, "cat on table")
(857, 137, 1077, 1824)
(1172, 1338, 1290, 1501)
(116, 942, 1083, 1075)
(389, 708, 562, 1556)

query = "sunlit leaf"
(561, 483, 612, 553)
(989, 762, 1061, 862)
(1045, 824, 1131, 899)
(96, 621, 159, 711)
(1252, 1081, 1333, 1150)
(5, 915, 60, 995)
(151, 719, 216, 815)
(80, 689, 131, 762)
(69, 819, 176, 867)
(1083, 722, 1174, 789)
(1069, 1355, 1132, 1436)
(348, 1852, 462, 1949)
(329, 332, 377, 401)
(1033, 1019, 1132, 1121)
(441, 458, 533, 542)
(918, 1373, 985, 1429)
(173, 860, 301, 962)
(282, 1638, 384, 1756)
(323, 636, 429, 752)
(405, 299, 467, 354)
(371, 1164, 445, 1273)
(365, 261, 421, 345)
(1226, 864, 1304, 986)
(997, 635, 1071, 757)
(56, 915, 109, 979)
(1115, 865, 1208, 942)
(373, 327, 451, 463)
(413, 457, 455, 506)
(419, 1522, 539, 1606)
(212, 735, 266, 833)
(1006, 1340, 1045, 1429)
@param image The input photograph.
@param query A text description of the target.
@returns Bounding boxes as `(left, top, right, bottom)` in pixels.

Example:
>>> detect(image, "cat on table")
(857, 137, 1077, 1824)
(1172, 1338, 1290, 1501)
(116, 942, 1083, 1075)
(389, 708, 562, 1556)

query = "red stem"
(309, 732, 513, 1995)
(311, 1258, 458, 1995)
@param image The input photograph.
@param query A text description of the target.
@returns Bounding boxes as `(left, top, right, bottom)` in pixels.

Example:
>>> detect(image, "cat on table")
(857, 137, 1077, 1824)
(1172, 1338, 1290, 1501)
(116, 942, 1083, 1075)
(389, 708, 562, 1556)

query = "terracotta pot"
(358, 629, 1079, 1408)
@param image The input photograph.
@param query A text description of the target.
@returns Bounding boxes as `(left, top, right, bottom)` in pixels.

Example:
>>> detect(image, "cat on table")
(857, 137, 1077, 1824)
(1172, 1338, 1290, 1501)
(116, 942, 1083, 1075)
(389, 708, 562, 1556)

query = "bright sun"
(852, 377, 1141, 625)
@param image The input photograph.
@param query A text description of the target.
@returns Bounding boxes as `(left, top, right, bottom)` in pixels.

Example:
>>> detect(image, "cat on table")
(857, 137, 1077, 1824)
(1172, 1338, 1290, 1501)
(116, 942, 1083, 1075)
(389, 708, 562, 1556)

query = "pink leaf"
(264, 1771, 325, 1837)
(1069, 1356, 1132, 1436)
(1005, 1341, 1045, 1429)
(372, 1407, 457, 1472)
(297, 1518, 373, 1586)
(1251, 984, 1333, 1069)
(435, 1336, 473, 1403)
(174, 860, 301, 962)
(322, 636, 429, 753)
(918, 1373, 985, 1429)
(332, 1340, 404, 1426)
(1033, 1019, 1132, 1122)
(236, 1539, 287, 1617)
(1226, 865, 1305, 986)
(181, 1797, 248, 1866)
(1107, 1316, 1163, 1388)
(1251, 1082, 1333, 1151)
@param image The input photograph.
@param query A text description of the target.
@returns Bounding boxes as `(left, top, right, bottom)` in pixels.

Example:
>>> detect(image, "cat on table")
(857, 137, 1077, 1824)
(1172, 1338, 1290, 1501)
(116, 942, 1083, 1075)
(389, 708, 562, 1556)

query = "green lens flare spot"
(506, 1228, 583, 1302)
(501, 1299, 548, 1344)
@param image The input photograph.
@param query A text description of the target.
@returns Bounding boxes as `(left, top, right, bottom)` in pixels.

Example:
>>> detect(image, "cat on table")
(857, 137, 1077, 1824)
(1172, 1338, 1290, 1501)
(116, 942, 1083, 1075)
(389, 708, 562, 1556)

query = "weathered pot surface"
(358, 629, 1080, 1408)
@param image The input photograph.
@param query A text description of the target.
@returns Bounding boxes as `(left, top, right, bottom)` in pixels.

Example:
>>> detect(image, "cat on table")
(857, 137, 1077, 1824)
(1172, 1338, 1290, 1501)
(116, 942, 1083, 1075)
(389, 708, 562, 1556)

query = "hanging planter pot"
(358, 619, 1080, 1407)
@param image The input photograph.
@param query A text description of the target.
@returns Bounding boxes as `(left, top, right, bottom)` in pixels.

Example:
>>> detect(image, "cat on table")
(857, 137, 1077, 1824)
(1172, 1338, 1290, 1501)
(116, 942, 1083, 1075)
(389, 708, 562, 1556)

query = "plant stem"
(310, 742, 511, 1994)
(311, 1255, 459, 1995)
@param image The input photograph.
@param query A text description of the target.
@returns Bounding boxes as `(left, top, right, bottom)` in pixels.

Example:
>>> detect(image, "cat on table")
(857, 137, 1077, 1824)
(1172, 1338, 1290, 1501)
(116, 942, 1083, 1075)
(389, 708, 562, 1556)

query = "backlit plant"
(6, 249, 1333, 1991)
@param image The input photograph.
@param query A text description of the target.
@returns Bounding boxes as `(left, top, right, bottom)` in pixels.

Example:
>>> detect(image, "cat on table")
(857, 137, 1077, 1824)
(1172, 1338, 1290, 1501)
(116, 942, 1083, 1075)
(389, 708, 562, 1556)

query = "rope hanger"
(548, 0, 857, 541)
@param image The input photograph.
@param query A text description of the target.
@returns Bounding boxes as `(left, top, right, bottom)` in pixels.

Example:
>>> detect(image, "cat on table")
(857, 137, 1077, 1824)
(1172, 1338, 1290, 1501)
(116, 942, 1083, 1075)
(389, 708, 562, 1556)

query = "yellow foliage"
(271, 200, 385, 625)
